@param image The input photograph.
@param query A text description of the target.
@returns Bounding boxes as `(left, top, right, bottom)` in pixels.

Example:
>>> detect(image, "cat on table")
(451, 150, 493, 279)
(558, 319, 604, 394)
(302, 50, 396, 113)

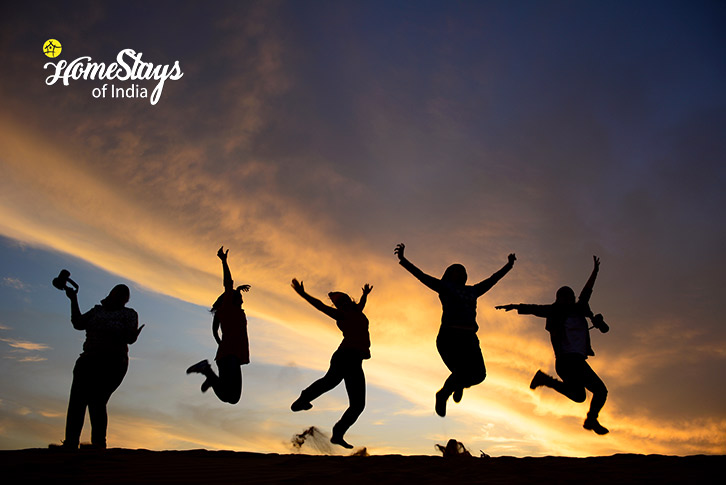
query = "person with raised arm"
(394, 243, 515, 417)
(186, 246, 250, 404)
(290, 278, 373, 449)
(496, 256, 610, 435)
(55, 283, 143, 450)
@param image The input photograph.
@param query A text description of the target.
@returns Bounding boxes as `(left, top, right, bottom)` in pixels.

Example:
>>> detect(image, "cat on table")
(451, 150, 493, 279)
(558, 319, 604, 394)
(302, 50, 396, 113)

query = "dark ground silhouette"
(436, 438, 473, 458)
(7, 448, 723, 484)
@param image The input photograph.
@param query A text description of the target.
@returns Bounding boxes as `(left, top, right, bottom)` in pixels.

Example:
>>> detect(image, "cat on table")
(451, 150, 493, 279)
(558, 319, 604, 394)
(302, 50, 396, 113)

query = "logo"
(43, 39, 62, 58)
(42, 40, 183, 105)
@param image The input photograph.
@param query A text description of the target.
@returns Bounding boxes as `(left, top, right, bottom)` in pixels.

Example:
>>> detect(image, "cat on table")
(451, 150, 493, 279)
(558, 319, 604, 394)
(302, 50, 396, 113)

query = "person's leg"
(435, 332, 485, 415)
(530, 355, 608, 434)
(545, 354, 587, 403)
(292, 350, 345, 411)
(447, 337, 486, 403)
(186, 359, 218, 393)
(435, 332, 460, 416)
(582, 362, 609, 434)
(331, 354, 365, 448)
(64, 356, 90, 448)
(212, 355, 242, 404)
(461, 335, 487, 388)
(460, 334, 487, 388)
(88, 358, 128, 448)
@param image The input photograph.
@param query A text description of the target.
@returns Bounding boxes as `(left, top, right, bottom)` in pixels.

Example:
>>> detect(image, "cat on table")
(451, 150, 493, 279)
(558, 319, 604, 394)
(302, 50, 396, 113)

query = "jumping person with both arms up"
(496, 256, 610, 435)
(395, 243, 516, 417)
(290, 278, 373, 449)
(187, 246, 250, 405)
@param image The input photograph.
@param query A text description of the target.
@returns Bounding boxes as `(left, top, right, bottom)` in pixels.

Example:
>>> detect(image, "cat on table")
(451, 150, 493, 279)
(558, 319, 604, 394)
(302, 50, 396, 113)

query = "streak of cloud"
(2, 277, 29, 291)
(0, 338, 51, 352)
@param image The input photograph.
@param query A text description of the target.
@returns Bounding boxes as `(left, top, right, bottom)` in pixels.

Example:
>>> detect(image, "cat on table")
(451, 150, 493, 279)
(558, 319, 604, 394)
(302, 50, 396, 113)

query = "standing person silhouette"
(187, 246, 250, 404)
(394, 243, 516, 417)
(290, 278, 372, 449)
(496, 256, 610, 435)
(57, 283, 143, 449)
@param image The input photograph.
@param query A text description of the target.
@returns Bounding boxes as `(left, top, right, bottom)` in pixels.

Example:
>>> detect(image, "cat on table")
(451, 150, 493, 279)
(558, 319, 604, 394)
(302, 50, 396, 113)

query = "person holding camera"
(58, 281, 143, 449)
(496, 256, 610, 435)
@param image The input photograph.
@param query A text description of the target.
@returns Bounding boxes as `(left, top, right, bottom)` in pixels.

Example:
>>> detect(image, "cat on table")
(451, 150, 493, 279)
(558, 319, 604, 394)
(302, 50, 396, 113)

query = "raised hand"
(508, 253, 517, 265)
(237, 284, 251, 292)
(291, 278, 305, 295)
(394, 243, 405, 261)
(64, 286, 78, 299)
(593, 255, 600, 270)
(217, 246, 229, 261)
(362, 283, 373, 295)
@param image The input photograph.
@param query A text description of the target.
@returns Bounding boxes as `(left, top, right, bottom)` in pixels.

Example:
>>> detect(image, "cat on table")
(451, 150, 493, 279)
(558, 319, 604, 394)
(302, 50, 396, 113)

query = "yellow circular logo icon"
(43, 39, 62, 58)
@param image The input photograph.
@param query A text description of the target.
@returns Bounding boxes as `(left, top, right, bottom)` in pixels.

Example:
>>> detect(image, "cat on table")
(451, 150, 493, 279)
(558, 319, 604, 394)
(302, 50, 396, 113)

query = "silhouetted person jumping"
(187, 246, 250, 404)
(395, 243, 515, 417)
(58, 283, 143, 449)
(290, 278, 373, 449)
(496, 256, 610, 435)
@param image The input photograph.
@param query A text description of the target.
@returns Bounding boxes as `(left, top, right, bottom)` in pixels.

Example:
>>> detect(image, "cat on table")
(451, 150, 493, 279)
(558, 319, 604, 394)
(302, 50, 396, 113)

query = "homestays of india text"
(44, 48, 183, 105)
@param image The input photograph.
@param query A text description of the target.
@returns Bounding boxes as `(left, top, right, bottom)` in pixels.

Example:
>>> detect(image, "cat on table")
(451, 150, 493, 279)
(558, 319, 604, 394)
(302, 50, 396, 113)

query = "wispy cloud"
(2, 277, 29, 291)
(37, 410, 64, 418)
(0, 338, 51, 352)
(16, 356, 48, 363)
(1, 337, 51, 363)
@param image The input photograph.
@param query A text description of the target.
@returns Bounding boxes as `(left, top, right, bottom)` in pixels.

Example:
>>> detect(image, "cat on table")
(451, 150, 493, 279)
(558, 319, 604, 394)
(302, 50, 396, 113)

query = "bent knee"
(469, 374, 486, 387)
(569, 390, 587, 403)
(346, 402, 365, 418)
(463, 368, 486, 388)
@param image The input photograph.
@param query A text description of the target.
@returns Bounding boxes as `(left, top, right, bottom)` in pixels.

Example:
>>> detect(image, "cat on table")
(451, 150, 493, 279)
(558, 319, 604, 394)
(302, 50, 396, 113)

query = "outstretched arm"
(291, 278, 338, 320)
(394, 243, 441, 292)
(357, 284, 373, 311)
(218, 246, 233, 292)
(579, 256, 600, 303)
(473, 253, 516, 296)
(496, 303, 551, 318)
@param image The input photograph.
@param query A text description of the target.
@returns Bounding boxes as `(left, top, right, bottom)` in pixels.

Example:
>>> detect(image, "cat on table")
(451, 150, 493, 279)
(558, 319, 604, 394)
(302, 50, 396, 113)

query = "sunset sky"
(1, 0, 724, 456)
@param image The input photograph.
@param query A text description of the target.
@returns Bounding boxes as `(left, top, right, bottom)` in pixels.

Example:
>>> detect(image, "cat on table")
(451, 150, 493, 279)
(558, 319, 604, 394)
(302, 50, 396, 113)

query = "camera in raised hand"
(590, 313, 609, 333)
